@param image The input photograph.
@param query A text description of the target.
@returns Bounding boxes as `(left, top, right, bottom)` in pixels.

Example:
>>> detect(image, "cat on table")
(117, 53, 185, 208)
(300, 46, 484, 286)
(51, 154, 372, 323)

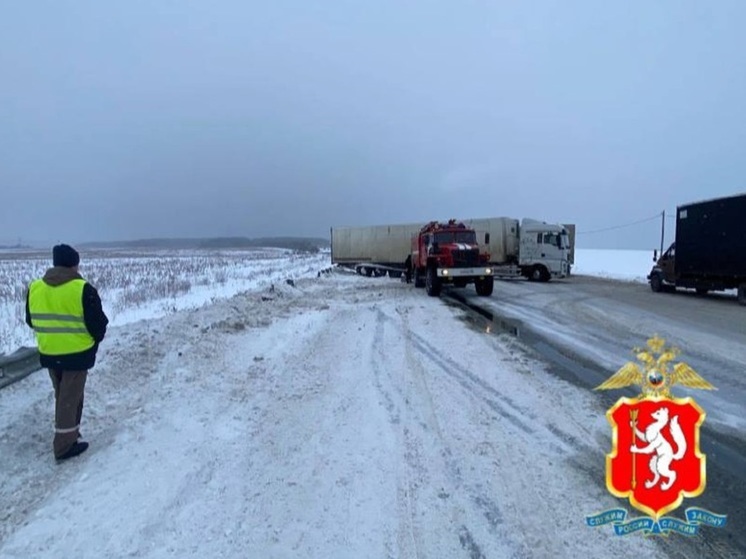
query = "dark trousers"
(48, 369, 87, 458)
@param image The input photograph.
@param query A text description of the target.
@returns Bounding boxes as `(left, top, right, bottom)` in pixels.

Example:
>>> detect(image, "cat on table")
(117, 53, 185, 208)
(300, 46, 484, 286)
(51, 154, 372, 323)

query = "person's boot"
(56, 441, 89, 462)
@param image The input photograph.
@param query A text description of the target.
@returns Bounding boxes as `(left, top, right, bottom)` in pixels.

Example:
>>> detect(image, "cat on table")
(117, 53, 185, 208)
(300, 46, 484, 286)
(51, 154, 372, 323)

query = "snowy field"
(571, 248, 655, 283)
(0, 247, 330, 355)
(1, 248, 709, 558)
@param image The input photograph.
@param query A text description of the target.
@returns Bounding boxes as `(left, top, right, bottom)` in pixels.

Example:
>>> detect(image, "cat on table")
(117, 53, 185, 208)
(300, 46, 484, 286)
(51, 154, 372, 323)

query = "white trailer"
(330, 223, 420, 276)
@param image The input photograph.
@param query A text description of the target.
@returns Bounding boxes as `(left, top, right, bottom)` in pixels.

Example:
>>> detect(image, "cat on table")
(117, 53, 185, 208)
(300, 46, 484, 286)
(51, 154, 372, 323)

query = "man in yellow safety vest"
(25, 244, 109, 462)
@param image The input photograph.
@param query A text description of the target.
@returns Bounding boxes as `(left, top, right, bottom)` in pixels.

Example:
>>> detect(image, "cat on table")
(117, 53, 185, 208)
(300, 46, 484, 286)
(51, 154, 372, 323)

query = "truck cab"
(518, 219, 572, 281)
(410, 220, 494, 297)
(648, 243, 677, 292)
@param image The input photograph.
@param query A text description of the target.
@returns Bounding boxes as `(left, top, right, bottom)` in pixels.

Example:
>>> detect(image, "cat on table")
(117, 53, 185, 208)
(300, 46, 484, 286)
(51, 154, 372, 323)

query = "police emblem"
(586, 336, 728, 536)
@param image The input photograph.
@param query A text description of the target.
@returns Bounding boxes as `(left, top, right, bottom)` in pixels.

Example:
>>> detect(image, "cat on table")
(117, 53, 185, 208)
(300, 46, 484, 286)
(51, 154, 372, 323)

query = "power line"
(576, 213, 662, 236)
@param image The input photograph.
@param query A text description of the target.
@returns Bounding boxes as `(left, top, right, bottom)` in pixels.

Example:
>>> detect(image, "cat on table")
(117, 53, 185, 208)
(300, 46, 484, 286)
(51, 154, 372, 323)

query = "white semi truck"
(464, 217, 572, 281)
(331, 217, 573, 282)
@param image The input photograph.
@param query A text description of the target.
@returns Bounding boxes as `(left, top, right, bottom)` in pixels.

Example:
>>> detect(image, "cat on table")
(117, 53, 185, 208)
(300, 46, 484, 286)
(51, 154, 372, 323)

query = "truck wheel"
(738, 284, 746, 306)
(475, 276, 494, 296)
(414, 268, 425, 288)
(426, 267, 442, 296)
(528, 266, 548, 282)
(650, 273, 663, 292)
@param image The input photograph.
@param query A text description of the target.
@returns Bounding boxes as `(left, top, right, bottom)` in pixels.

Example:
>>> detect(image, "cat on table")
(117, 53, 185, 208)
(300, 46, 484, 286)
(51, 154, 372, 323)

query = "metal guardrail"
(0, 347, 41, 389)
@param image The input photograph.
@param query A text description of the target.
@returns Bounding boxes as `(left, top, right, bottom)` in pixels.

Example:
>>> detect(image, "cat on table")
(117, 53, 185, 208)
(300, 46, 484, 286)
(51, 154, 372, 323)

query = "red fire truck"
(406, 220, 494, 297)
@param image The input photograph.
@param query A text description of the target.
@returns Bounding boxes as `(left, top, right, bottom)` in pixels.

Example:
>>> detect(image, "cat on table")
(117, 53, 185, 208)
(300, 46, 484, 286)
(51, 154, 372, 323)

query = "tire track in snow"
(235, 302, 410, 558)
(371, 307, 456, 558)
(396, 307, 529, 557)
(402, 309, 611, 503)
(372, 306, 515, 558)
(458, 526, 487, 559)
(370, 307, 423, 559)
(412, 307, 611, 482)
(380, 302, 658, 559)
(388, 309, 590, 459)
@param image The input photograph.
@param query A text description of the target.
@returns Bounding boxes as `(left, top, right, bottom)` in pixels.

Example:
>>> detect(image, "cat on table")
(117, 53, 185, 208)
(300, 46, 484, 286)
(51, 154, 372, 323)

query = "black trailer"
(648, 193, 746, 304)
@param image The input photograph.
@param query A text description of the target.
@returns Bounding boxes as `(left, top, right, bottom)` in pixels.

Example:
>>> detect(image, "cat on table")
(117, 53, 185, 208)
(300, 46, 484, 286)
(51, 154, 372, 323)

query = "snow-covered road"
(467, 275, 746, 437)
(0, 273, 672, 558)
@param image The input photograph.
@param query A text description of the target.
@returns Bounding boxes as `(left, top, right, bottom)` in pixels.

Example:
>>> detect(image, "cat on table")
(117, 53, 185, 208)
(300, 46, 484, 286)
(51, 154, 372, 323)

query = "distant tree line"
(78, 237, 330, 253)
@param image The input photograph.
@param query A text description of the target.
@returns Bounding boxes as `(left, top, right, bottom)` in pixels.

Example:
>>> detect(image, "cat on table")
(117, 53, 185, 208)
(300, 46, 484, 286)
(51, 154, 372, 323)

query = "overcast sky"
(2, 1, 745, 248)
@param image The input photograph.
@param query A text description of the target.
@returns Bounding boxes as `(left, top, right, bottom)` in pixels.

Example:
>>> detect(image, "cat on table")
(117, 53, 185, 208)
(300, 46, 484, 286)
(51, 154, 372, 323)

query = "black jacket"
(26, 267, 109, 371)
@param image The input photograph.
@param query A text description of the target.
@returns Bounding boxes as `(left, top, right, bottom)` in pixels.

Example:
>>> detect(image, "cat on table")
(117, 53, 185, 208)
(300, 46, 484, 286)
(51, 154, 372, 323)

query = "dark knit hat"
(52, 244, 80, 268)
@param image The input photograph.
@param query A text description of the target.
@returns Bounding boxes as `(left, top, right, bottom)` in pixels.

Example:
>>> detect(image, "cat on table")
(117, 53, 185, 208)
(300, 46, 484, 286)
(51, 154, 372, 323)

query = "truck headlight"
(485, 268, 492, 275)
(442, 269, 449, 275)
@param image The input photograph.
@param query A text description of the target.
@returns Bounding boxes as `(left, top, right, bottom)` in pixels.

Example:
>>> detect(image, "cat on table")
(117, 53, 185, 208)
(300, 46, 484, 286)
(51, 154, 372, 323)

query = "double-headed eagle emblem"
(595, 335, 715, 397)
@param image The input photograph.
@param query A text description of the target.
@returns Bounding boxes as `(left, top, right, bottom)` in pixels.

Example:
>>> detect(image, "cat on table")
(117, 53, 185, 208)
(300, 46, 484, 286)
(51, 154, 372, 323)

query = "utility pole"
(660, 210, 665, 255)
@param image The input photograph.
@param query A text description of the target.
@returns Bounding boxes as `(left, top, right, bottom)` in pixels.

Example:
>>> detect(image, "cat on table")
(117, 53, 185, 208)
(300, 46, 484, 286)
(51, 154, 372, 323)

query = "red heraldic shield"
(606, 397, 706, 519)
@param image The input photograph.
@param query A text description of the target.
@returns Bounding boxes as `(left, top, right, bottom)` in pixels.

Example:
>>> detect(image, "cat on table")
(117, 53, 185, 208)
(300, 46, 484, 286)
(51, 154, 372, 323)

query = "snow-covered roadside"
(0, 274, 660, 558)
(573, 249, 653, 283)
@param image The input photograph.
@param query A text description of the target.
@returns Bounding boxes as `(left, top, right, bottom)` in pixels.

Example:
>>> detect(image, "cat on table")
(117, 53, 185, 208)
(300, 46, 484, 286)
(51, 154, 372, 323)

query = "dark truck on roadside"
(647, 193, 746, 305)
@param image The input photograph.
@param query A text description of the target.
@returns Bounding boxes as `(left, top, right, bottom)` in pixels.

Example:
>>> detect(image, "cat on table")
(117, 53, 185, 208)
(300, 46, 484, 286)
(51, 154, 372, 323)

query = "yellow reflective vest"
(28, 279, 95, 355)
